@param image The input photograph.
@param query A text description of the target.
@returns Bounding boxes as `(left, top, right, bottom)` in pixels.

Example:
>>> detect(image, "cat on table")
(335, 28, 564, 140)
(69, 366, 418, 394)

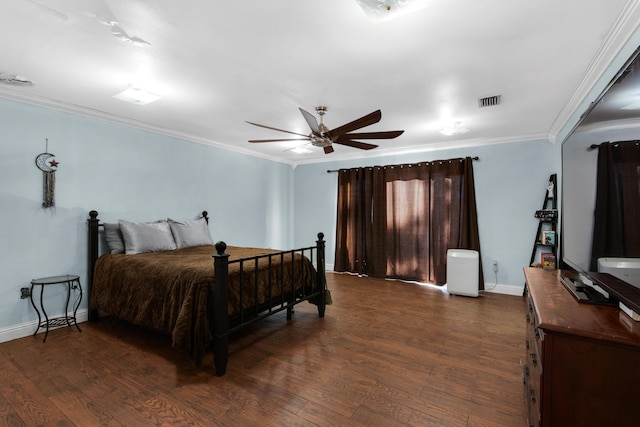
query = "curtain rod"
(588, 141, 640, 150)
(326, 156, 479, 173)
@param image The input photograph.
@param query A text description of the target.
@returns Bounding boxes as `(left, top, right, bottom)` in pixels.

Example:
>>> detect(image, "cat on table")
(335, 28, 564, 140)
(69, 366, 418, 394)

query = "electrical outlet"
(20, 287, 31, 299)
(493, 260, 498, 273)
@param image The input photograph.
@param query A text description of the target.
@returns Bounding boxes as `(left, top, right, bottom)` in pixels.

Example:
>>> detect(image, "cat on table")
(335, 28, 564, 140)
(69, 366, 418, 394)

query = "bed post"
(212, 241, 230, 376)
(316, 232, 326, 318)
(88, 210, 100, 321)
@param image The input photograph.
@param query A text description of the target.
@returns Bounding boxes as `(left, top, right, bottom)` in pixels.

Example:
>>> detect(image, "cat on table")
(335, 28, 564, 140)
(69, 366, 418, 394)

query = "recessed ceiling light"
(354, 0, 428, 24)
(113, 87, 161, 105)
(440, 122, 469, 136)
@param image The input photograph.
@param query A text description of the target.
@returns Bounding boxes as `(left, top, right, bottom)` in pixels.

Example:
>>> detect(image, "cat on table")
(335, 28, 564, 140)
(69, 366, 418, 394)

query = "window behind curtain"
(334, 157, 482, 287)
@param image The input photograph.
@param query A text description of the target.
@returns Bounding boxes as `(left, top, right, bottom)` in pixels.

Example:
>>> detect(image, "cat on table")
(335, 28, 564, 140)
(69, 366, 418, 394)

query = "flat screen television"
(561, 46, 640, 313)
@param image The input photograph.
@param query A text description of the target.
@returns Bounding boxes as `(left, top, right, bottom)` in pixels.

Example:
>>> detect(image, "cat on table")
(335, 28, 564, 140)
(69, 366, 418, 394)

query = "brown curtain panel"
(334, 167, 373, 275)
(590, 141, 640, 270)
(334, 157, 483, 288)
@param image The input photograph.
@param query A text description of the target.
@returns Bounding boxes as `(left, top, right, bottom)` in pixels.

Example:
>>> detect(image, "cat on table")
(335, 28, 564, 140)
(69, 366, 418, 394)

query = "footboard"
(211, 234, 326, 375)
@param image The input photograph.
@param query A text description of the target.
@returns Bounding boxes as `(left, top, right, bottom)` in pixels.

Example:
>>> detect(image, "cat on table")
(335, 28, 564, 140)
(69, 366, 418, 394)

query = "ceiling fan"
(246, 106, 404, 154)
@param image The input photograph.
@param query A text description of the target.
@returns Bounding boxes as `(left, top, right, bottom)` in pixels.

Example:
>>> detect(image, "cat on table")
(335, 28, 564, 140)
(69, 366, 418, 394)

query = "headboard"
(86, 210, 209, 320)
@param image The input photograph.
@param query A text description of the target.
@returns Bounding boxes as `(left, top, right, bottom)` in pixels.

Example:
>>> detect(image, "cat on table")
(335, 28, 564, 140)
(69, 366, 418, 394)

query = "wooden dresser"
(523, 267, 640, 427)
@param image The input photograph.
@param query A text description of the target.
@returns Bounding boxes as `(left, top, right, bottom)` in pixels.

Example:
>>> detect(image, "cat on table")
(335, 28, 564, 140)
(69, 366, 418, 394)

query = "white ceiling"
(1, 0, 640, 165)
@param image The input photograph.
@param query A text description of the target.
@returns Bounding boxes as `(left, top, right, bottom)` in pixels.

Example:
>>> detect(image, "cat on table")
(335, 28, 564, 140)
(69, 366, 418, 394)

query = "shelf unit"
(529, 174, 557, 270)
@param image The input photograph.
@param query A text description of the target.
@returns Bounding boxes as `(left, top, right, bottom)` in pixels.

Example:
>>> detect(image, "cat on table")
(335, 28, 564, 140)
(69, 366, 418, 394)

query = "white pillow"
(103, 222, 125, 254)
(118, 219, 177, 254)
(168, 218, 214, 249)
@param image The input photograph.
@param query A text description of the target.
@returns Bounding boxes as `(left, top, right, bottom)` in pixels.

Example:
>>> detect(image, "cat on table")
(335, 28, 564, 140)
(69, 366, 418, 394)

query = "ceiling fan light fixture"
(355, 0, 428, 24)
(113, 87, 161, 105)
(310, 135, 332, 147)
(247, 105, 403, 154)
(440, 122, 469, 136)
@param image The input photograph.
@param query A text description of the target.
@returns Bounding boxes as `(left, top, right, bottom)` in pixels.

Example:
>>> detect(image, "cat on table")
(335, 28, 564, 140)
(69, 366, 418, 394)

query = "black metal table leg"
(29, 283, 41, 337)
(70, 278, 82, 332)
(30, 274, 82, 342)
(39, 281, 50, 342)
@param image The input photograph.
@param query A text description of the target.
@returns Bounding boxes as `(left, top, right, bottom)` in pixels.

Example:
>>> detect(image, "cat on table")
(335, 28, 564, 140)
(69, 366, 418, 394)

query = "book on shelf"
(541, 230, 556, 246)
(541, 252, 556, 269)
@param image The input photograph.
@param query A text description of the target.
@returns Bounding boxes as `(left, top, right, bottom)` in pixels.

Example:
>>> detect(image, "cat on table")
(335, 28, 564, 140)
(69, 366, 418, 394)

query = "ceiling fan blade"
(246, 121, 309, 138)
(324, 145, 335, 154)
(328, 110, 382, 140)
(336, 130, 404, 140)
(249, 138, 310, 143)
(299, 108, 321, 135)
(333, 140, 379, 150)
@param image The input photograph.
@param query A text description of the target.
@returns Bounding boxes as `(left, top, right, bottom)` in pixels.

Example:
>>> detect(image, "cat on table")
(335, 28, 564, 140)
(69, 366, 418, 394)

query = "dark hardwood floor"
(0, 273, 527, 426)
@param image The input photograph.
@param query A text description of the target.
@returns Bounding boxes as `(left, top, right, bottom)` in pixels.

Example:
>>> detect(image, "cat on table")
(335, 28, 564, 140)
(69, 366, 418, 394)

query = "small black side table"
(30, 274, 82, 342)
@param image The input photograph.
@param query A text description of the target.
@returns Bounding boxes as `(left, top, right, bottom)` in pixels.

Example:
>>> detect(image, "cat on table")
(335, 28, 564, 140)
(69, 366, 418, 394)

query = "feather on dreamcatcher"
(34, 139, 59, 208)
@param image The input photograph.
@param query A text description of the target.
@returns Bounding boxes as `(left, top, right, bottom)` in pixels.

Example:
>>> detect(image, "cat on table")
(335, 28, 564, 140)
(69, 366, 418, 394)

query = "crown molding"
(547, 0, 640, 143)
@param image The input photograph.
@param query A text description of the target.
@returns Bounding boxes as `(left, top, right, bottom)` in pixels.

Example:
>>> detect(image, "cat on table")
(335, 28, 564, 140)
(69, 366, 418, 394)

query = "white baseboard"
(0, 309, 89, 344)
(327, 269, 524, 296)
(482, 283, 524, 296)
(326, 268, 523, 296)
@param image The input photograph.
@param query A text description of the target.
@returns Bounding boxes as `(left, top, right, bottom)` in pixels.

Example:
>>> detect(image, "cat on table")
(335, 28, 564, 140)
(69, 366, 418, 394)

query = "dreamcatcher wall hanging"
(34, 138, 59, 208)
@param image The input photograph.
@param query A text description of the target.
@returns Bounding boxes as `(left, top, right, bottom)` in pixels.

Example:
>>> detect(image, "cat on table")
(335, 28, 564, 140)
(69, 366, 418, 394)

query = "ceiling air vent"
(478, 95, 501, 108)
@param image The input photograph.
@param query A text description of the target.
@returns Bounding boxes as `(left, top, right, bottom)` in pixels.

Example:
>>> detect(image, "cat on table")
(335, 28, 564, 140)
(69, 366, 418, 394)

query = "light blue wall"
(0, 98, 294, 333)
(293, 140, 562, 293)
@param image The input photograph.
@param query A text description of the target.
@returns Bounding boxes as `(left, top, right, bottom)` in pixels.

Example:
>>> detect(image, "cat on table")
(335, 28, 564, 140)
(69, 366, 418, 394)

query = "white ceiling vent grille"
(478, 95, 501, 108)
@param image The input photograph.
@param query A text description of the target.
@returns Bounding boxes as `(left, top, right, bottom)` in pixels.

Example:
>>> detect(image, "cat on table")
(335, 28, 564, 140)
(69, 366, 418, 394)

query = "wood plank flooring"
(0, 273, 527, 426)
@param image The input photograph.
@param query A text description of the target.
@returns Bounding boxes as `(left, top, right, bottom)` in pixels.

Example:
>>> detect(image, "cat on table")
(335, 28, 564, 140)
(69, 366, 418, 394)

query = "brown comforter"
(91, 245, 317, 364)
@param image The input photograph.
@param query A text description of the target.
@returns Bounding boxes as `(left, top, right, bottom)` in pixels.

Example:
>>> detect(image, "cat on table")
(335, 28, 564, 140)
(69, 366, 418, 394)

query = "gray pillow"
(168, 218, 214, 249)
(103, 223, 125, 254)
(118, 219, 177, 254)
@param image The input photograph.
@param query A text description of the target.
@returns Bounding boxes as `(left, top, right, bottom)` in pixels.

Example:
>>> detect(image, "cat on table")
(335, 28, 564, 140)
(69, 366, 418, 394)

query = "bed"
(87, 210, 327, 376)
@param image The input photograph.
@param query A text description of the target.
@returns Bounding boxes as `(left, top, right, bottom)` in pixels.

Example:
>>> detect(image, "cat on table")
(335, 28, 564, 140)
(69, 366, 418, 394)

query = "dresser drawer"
(525, 293, 542, 426)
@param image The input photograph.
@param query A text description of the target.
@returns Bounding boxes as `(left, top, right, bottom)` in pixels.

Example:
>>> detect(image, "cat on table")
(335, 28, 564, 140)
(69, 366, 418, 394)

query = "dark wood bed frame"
(87, 210, 326, 376)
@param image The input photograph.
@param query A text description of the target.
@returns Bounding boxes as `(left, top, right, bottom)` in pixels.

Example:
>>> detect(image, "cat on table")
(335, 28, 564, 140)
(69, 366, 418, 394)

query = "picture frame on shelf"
(542, 230, 556, 246)
(541, 252, 556, 270)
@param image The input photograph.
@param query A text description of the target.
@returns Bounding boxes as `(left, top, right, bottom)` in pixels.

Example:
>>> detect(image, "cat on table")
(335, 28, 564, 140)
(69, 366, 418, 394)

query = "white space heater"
(446, 249, 479, 297)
